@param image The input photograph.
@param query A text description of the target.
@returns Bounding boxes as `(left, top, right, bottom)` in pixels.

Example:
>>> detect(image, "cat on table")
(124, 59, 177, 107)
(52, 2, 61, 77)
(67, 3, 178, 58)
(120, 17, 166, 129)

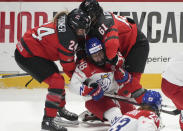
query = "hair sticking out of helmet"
(142, 90, 162, 114)
(86, 38, 106, 66)
(67, 8, 91, 37)
(79, 0, 103, 23)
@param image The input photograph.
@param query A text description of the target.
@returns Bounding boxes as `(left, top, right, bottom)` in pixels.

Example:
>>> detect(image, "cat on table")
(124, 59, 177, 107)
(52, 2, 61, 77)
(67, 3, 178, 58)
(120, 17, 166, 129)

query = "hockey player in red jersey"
(79, 0, 149, 104)
(161, 52, 183, 131)
(14, 8, 90, 131)
(108, 90, 162, 131)
(69, 38, 157, 127)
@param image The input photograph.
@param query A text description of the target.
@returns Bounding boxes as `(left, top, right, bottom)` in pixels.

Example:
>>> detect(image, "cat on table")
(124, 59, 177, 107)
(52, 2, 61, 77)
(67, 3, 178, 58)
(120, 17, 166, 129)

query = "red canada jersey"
(89, 12, 137, 60)
(16, 15, 78, 76)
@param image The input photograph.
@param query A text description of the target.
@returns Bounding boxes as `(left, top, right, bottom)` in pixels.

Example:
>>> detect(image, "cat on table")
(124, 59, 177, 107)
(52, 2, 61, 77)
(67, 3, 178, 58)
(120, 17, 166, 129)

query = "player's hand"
(81, 83, 104, 101)
(108, 51, 124, 68)
(115, 52, 125, 68)
(114, 67, 132, 87)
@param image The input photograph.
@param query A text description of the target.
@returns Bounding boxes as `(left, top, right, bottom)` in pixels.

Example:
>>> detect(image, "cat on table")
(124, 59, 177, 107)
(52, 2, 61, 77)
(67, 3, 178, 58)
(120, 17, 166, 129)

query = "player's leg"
(56, 90, 78, 121)
(44, 73, 78, 126)
(85, 96, 122, 123)
(124, 29, 149, 74)
(15, 49, 71, 130)
(117, 100, 136, 114)
(161, 78, 183, 130)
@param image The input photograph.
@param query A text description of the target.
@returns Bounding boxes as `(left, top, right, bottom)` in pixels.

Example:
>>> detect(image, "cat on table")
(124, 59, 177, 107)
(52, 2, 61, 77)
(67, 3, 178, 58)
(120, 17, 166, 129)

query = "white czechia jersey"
(108, 109, 160, 131)
(69, 59, 119, 96)
(162, 52, 183, 86)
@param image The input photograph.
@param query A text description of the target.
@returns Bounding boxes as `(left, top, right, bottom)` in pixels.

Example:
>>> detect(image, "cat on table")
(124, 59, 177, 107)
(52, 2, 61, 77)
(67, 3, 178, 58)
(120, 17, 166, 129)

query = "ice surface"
(0, 88, 180, 131)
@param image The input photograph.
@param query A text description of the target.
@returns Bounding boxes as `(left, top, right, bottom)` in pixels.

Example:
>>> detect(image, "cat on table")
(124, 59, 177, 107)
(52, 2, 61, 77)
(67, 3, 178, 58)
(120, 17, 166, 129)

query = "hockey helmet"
(67, 8, 91, 37)
(79, 0, 103, 22)
(142, 90, 162, 111)
(86, 37, 106, 66)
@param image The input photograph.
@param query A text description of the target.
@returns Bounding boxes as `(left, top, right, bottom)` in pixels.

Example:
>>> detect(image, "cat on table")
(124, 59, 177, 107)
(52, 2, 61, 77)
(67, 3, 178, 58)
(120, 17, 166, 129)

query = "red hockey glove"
(80, 83, 104, 101)
(114, 67, 132, 87)
(116, 52, 125, 68)
(108, 52, 125, 68)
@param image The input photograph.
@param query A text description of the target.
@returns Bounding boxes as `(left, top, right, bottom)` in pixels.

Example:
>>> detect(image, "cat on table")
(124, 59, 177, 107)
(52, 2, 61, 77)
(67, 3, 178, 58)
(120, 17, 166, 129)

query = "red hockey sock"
(44, 73, 65, 117)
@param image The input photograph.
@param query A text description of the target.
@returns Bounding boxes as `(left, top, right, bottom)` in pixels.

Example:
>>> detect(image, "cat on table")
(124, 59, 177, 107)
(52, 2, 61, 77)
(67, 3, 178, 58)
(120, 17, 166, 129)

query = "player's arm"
(114, 67, 132, 87)
(69, 65, 87, 95)
(107, 14, 137, 65)
(58, 44, 76, 78)
(69, 62, 104, 101)
(104, 24, 120, 62)
(59, 56, 76, 78)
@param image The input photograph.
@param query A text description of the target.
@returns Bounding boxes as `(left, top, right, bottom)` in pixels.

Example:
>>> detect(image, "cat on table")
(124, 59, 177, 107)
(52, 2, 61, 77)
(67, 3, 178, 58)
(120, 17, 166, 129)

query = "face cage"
(88, 56, 106, 67)
(89, 51, 106, 67)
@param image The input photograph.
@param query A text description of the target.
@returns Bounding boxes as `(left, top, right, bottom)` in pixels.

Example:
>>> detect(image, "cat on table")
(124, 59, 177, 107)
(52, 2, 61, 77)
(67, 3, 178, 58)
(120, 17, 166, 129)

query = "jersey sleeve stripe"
(58, 48, 74, 56)
(104, 36, 119, 44)
(21, 38, 34, 56)
(105, 28, 118, 34)
(60, 59, 74, 63)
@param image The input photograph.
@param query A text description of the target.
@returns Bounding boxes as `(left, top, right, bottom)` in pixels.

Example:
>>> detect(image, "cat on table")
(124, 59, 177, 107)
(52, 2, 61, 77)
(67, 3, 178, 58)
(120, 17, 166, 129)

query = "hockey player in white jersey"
(69, 37, 134, 123)
(161, 52, 183, 130)
(69, 37, 161, 129)
(108, 90, 162, 131)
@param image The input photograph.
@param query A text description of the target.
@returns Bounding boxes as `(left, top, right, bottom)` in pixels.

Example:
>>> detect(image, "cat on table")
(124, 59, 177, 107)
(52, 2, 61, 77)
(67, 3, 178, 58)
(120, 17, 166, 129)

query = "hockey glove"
(81, 83, 104, 101)
(108, 52, 125, 68)
(114, 67, 132, 87)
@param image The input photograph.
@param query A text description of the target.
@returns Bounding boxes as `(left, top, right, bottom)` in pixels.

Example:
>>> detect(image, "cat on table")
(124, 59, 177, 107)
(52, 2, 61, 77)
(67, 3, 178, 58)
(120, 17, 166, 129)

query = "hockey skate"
(79, 110, 110, 127)
(41, 116, 67, 131)
(55, 107, 79, 126)
(79, 110, 102, 122)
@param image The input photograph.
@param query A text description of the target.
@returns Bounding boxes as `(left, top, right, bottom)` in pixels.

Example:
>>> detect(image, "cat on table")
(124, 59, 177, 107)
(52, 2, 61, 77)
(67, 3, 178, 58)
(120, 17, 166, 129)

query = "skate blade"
(80, 120, 110, 127)
(54, 117, 79, 126)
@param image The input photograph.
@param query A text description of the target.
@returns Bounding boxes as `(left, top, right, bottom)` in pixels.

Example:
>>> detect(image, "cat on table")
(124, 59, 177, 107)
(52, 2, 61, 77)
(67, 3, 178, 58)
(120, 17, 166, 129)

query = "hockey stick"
(104, 93, 180, 115)
(104, 93, 175, 109)
(0, 73, 30, 79)
(0, 71, 64, 79)
(0, 72, 65, 88)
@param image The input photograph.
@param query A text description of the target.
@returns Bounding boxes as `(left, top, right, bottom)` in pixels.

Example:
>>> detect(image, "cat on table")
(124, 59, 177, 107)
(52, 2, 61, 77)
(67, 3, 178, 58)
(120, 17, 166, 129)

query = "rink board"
(0, 73, 162, 89)
(0, 73, 70, 89)
(1, 0, 182, 89)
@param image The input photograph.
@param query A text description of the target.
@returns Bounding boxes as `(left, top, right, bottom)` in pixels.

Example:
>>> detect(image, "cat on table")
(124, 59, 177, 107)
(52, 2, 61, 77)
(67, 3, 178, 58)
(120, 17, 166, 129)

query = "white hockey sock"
(104, 107, 122, 125)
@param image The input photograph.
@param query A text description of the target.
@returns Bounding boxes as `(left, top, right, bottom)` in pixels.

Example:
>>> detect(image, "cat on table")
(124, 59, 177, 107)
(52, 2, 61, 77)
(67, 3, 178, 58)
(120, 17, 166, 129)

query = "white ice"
(0, 88, 180, 131)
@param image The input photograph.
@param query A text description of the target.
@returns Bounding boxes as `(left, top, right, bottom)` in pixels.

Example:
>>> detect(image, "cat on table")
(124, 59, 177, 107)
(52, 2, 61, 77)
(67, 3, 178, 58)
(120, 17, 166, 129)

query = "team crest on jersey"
(97, 73, 111, 92)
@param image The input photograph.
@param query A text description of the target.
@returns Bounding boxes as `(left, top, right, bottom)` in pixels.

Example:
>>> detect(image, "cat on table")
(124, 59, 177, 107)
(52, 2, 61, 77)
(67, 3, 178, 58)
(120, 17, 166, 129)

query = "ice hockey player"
(69, 37, 158, 126)
(14, 8, 90, 131)
(79, 0, 149, 105)
(108, 90, 162, 131)
(161, 52, 183, 131)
